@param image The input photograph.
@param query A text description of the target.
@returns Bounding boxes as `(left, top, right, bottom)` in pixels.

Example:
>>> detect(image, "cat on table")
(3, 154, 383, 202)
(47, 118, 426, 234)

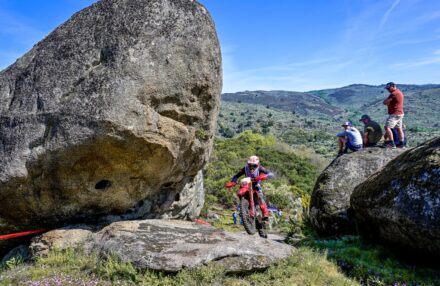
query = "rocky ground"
(28, 219, 294, 273)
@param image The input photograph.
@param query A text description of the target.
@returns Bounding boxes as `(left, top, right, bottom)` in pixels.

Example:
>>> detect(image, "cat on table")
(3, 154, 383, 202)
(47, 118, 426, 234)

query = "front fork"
(237, 182, 256, 217)
(248, 182, 256, 217)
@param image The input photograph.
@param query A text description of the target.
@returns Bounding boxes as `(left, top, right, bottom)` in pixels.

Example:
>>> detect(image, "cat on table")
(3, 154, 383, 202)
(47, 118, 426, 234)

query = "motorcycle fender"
(236, 186, 249, 197)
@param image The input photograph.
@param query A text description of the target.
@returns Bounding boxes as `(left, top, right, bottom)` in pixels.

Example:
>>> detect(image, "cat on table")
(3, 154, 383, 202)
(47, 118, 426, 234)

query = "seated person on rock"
(226, 156, 274, 227)
(336, 121, 363, 156)
(359, 114, 382, 147)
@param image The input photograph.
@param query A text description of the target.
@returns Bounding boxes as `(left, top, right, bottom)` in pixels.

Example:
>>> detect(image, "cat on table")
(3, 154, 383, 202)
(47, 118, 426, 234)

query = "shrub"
(204, 131, 318, 212)
(195, 129, 208, 141)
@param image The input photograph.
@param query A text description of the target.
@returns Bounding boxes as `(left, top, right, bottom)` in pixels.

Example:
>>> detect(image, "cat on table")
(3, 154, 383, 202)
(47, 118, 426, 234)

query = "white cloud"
(221, 53, 343, 92)
(218, 0, 440, 92)
(380, 0, 401, 29)
(426, 10, 440, 21)
(221, 55, 361, 93)
(392, 50, 440, 69)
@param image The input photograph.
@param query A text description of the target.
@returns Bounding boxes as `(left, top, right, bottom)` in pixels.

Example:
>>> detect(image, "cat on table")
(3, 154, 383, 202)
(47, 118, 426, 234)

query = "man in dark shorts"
(359, 115, 382, 147)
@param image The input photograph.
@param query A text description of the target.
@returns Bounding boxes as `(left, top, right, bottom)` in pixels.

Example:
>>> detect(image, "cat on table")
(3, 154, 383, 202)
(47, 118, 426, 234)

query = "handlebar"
(225, 174, 268, 188)
(254, 174, 268, 182)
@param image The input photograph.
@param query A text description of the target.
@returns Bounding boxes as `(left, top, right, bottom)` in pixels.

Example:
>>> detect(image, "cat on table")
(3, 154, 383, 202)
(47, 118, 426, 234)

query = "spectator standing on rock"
(359, 115, 382, 147)
(383, 82, 405, 148)
(336, 121, 363, 156)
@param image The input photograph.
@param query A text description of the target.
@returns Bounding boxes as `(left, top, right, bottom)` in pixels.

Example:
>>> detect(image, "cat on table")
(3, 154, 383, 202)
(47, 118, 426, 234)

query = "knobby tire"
(240, 196, 256, 235)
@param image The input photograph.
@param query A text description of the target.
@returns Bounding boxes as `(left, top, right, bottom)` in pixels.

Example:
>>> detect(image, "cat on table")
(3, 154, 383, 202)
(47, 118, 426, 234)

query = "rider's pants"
(255, 187, 269, 218)
(237, 185, 269, 218)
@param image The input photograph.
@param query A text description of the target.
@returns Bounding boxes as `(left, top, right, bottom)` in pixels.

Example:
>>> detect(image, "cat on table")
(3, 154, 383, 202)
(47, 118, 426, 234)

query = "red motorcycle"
(226, 174, 268, 237)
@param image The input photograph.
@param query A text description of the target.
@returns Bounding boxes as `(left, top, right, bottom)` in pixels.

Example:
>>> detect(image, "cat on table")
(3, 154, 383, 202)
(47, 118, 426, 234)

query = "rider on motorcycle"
(226, 155, 274, 224)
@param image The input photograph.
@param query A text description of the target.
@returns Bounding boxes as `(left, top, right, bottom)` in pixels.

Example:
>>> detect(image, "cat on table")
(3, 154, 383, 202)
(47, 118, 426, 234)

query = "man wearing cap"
(336, 121, 363, 156)
(359, 115, 382, 147)
(383, 82, 405, 148)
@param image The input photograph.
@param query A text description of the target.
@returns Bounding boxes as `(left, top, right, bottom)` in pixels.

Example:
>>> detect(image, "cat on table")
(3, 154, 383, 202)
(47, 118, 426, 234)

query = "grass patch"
(210, 207, 242, 233)
(304, 236, 440, 286)
(0, 247, 359, 286)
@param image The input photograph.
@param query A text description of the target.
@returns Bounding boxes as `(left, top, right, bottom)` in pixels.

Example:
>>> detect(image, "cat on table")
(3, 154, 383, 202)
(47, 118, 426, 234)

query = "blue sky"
(1, 0, 440, 92)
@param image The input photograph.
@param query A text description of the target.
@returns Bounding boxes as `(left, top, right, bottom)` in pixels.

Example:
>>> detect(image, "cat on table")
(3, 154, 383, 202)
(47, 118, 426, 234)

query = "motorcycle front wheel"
(240, 196, 256, 235)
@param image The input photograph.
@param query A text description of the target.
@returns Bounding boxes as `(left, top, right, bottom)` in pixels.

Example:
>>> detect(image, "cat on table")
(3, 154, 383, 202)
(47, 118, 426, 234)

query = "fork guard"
(236, 186, 250, 197)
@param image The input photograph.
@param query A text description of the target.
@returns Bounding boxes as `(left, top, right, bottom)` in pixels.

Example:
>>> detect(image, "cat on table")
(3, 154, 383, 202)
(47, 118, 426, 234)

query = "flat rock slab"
(30, 220, 294, 273)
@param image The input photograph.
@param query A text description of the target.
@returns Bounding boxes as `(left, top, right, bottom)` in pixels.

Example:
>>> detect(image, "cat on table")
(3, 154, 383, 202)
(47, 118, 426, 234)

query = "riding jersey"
(231, 165, 274, 191)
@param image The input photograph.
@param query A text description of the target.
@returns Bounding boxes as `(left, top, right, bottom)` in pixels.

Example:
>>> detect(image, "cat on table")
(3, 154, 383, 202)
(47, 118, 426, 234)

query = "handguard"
(254, 174, 268, 181)
(225, 181, 237, 188)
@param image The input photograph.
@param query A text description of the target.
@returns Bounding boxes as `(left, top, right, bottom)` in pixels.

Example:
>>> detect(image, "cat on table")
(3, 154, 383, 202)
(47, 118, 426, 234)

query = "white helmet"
(247, 155, 259, 166)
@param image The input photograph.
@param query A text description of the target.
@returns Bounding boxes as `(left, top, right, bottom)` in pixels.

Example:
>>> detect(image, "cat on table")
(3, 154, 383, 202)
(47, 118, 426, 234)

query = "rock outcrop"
(30, 220, 294, 273)
(351, 137, 440, 256)
(0, 0, 221, 241)
(309, 148, 406, 235)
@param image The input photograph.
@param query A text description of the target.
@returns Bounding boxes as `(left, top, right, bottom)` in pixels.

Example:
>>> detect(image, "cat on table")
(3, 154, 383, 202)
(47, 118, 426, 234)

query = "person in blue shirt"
(336, 121, 363, 156)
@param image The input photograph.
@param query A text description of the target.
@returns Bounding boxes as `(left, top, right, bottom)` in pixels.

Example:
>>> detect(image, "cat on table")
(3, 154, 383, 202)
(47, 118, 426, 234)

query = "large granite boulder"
(30, 220, 294, 273)
(351, 137, 440, 256)
(0, 0, 221, 240)
(309, 148, 405, 235)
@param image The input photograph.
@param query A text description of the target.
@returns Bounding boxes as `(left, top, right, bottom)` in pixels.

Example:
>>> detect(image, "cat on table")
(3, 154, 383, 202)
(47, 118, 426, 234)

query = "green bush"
(204, 131, 318, 212)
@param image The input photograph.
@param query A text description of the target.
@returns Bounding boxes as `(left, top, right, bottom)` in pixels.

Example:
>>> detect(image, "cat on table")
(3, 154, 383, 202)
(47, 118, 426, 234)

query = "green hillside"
(217, 101, 338, 157)
(220, 84, 440, 154)
(222, 90, 343, 117)
(308, 84, 440, 112)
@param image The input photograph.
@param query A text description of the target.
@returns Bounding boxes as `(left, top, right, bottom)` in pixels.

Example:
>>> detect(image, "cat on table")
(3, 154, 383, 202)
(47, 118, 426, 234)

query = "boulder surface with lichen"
(29, 220, 294, 273)
(351, 137, 440, 256)
(0, 0, 221, 246)
(309, 148, 405, 235)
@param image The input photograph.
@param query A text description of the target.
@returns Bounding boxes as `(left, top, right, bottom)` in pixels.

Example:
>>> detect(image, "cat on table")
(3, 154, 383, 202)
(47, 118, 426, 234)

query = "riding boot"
(259, 201, 269, 218)
(258, 217, 269, 238)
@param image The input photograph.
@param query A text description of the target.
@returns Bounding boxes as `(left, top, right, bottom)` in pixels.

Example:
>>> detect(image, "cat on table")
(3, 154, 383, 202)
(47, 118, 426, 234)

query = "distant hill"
(219, 84, 440, 156)
(222, 90, 343, 117)
(222, 84, 440, 128)
(308, 84, 440, 119)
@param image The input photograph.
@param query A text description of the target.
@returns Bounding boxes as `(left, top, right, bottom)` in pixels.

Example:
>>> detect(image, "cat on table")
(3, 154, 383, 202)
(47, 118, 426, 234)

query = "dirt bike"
(226, 174, 268, 238)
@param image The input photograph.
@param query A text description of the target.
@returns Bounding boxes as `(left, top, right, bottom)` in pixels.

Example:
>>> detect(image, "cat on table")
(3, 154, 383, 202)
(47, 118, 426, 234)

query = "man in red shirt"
(383, 82, 405, 148)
